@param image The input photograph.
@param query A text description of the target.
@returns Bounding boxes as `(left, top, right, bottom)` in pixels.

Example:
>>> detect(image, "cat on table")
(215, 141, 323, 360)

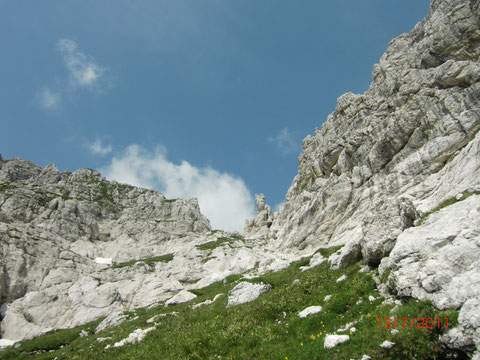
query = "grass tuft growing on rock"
(418, 190, 480, 226)
(196, 236, 244, 251)
(108, 253, 174, 270)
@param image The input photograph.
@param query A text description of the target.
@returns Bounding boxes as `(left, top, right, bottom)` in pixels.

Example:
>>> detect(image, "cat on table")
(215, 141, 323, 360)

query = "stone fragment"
(380, 340, 395, 349)
(298, 306, 323, 318)
(191, 294, 224, 309)
(324, 334, 350, 349)
(112, 327, 155, 348)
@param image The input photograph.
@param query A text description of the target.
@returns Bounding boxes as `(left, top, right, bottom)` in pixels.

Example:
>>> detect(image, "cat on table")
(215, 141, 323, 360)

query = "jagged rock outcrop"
(0, 158, 304, 341)
(244, 0, 480, 354)
(257, 0, 480, 260)
(243, 194, 274, 238)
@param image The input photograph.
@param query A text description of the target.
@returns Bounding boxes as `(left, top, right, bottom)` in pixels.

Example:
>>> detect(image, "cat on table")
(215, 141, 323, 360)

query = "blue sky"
(0, 1, 429, 231)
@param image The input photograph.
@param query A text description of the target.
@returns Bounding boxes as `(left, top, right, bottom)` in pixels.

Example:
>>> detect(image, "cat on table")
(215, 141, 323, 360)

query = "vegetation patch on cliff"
(418, 190, 480, 226)
(107, 253, 174, 270)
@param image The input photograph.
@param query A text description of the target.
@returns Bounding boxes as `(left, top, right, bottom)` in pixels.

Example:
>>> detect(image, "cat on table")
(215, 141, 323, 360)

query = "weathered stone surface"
(95, 311, 128, 333)
(227, 282, 272, 307)
(381, 195, 480, 352)
(165, 290, 197, 306)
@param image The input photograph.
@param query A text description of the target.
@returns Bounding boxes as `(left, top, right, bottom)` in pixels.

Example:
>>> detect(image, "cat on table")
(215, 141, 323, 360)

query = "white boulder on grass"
(227, 282, 272, 307)
(324, 295, 333, 302)
(380, 340, 395, 349)
(336, 274, 347, 283)
(298, 306, 323, 318)
(324, 334, 350, 349)
(191, 294, 224, 309)
(164, 290, 197, 306)
(112, 326, 155, 348)
(299, 253, 326, 272)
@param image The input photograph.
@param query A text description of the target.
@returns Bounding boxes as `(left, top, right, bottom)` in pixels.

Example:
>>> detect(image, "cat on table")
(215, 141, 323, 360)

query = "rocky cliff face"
(246, 0, 480, 354)
(257, 0, 480, 257)
(1, 0, 480, 356)
(0, 159, 302, 341)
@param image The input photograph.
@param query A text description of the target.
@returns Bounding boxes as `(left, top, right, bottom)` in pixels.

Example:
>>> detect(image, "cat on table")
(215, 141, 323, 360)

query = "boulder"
(324, 334, 350, 349)
(165, 290, 197, 306)
(298, 306, 322, 318)
(227, 282, 272, 307)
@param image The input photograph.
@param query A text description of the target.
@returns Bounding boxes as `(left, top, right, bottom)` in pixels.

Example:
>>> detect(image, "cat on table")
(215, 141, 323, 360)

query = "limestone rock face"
(0, 159, 306, 341)
(248, 0, 480, 262)
(242, 0, 480, 354)
(381, 195, 480, 351)
(0, 159, 213, 340)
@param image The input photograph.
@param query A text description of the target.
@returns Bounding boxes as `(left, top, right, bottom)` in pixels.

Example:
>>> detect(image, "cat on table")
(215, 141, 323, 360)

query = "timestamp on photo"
(377, 317, 449, 329)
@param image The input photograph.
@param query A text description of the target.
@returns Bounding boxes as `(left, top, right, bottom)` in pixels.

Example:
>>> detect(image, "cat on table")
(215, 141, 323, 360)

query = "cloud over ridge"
(101, 145, 255, 232)
(58, 39, 106, 88)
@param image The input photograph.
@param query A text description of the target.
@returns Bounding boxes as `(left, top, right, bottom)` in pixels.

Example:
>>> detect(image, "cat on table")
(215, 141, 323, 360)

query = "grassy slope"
(1, 247, 458, 360)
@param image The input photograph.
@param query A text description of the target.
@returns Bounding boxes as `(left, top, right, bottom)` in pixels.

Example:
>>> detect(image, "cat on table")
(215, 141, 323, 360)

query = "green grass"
(1, 247, 460, 360)
(195, 236, 244, 251)
(380, 268, 392, 284)
(0, 182, 16, 192)
(107, 253, 174, 270)
(418, 190, 480, 226)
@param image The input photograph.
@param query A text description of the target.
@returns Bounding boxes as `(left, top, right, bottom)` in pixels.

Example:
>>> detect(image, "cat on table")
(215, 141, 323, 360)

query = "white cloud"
(36, 87, 61, 109)
(87, 138, 113, 156)
(35, 39, 108, 111)
(268, 128, 300, 156)
(58, 38, 106, 87)
(100, 145, 256, 232)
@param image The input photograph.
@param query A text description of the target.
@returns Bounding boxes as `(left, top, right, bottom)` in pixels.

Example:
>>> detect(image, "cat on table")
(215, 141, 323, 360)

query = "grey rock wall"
(244, 0, 480, 354)
(248, 0, 480, 263)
